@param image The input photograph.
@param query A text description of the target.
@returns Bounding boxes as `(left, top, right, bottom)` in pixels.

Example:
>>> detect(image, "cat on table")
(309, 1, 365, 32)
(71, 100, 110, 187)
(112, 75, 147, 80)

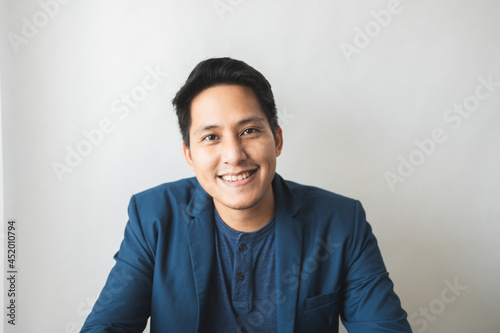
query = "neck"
(214, 188, 275, 233)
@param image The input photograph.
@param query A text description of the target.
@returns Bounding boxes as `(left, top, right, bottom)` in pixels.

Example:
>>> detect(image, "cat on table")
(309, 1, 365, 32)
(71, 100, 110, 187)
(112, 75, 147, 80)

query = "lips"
(219, 169, 257, 182)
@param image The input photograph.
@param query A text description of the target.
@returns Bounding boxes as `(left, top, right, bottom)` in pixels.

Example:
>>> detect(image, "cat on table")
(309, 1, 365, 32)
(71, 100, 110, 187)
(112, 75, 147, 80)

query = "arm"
(341, 201, 412, 333)
(80, 196, 154, 333)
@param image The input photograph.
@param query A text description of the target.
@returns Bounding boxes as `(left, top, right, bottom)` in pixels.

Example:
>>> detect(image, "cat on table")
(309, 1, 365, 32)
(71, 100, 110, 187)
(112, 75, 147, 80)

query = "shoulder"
(279, 177, 365, 236)
(134, 177, 199, 199)
(285, 178, 359, 213)
(130, 177, 200, 215)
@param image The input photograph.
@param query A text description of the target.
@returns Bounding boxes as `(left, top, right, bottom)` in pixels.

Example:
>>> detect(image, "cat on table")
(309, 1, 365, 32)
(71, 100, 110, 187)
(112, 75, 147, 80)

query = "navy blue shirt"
(205, 209, 277, 333)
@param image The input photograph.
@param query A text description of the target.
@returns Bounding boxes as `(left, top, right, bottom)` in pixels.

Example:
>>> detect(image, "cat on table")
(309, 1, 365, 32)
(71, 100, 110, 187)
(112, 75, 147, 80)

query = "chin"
(220, 196, 260, 211)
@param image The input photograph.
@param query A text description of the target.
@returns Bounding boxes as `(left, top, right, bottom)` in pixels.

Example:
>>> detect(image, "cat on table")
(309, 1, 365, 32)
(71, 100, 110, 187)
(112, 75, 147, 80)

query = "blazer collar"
(272, 173, 301, 216)
(182, 181, 215, 332)
(272, 174, 304, 332)
(185, 180, 213, 217)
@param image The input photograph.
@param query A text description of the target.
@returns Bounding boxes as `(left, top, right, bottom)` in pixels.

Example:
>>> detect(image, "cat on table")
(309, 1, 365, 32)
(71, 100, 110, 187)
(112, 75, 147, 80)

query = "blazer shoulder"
(285, 179, 359, 212)
(131, 177, 200, 215)
(282, 179, 366, 236)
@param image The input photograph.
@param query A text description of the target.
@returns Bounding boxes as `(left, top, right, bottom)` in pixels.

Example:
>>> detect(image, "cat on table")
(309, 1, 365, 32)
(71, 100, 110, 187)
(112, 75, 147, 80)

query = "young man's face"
(183, 84, 283, 213)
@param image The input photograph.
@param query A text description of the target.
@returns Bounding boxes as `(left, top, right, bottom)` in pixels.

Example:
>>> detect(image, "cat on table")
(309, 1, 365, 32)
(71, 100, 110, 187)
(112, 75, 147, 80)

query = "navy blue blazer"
(81, 174, 411, 332)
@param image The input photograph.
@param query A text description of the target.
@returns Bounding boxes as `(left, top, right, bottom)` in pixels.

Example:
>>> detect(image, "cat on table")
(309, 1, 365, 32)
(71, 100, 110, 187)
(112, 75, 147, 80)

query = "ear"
(274, 125, 284, 157)
(183, 142, 194, 170)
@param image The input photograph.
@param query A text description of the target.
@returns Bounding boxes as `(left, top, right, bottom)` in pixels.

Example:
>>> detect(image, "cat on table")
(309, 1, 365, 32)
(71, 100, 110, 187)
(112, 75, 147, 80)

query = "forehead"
(190, 85, 266, 128)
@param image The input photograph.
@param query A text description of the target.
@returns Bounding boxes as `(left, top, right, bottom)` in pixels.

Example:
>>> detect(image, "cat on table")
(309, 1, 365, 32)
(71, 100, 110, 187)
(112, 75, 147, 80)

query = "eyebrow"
(193, 116, 267, 137)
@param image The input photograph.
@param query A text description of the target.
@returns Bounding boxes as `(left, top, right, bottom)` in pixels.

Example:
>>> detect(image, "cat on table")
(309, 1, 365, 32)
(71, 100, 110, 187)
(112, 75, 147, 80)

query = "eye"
(242, 128, 258, 135)
(203, 134, 219, 141)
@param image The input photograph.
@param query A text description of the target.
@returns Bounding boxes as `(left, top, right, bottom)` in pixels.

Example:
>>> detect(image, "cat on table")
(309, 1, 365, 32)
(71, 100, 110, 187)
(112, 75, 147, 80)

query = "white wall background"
(1, 1, 499, 332)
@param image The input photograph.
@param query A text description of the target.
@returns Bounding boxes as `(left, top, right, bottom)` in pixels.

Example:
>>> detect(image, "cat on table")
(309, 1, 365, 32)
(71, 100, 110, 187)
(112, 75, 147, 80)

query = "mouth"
(218, 169, 258, 183)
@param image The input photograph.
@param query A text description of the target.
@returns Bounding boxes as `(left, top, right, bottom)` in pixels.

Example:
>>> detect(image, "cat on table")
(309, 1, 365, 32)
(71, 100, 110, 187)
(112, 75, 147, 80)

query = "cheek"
(258, 141, 279, 161)
(191, 149, 218, 172)
(247, 137, 275, 155)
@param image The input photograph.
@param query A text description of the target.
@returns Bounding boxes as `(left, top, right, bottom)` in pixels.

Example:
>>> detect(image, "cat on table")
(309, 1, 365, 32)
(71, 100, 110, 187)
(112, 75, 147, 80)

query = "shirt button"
(239, 243, 248, 251)
(237, 274, 245, 282)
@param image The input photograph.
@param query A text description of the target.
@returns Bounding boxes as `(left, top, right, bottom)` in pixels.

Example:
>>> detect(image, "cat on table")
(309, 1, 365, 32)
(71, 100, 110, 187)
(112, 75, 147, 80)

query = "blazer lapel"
(273, 174, 304, 332)
(183, 185, 216, 332)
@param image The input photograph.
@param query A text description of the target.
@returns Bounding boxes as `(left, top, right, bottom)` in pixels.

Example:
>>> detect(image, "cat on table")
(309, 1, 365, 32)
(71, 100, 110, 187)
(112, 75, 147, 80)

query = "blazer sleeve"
(80, 196, 154, 333)
(340, 201, 412, 333)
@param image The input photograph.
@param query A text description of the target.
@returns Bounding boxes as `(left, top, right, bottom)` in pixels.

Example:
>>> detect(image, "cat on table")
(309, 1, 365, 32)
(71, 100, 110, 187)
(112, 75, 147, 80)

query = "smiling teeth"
(222, 171, 252, 182)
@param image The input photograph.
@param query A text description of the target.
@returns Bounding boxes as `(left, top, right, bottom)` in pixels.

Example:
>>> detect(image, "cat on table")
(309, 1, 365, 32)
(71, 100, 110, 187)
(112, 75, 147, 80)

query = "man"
(81, 57, 412, 332)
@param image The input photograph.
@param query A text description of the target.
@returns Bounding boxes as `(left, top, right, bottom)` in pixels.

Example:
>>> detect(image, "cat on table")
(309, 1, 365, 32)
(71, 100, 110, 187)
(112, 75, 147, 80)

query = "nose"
(221, 135, 247, 165)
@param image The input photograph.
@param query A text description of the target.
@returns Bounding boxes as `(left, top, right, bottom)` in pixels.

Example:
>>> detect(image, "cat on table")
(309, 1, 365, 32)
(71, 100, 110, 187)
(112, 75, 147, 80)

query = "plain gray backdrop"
(1, 0, 500, 332)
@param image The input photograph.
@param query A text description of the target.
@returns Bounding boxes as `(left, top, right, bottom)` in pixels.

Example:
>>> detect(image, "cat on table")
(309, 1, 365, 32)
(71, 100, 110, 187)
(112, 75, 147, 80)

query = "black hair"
(172, 57, 278, 147)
